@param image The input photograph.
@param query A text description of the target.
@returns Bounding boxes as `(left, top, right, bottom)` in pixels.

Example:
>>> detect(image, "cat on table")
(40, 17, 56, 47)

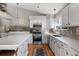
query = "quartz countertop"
(45, 32, 79, 52)
(0, 32, 32, 50)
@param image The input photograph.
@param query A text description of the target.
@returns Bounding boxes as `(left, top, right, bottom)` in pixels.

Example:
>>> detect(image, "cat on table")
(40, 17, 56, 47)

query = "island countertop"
(0, 32, 32, 50)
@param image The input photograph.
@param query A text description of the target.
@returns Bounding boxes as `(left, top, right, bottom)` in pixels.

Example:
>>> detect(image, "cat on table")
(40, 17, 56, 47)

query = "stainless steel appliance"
(30, 24, 42, 44)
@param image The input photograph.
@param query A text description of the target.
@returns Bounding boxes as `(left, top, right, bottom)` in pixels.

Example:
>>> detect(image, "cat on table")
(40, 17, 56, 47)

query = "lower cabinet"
(16, 36, 32, 56)
(49, 37, 52, 49)
(49, 35, 79, 56)
(60, 46, 70, 56)
(42, 34, 47, 44)
(54, 42, 60, 56)
(49, 36, 55, 52)
(17, 41, 28, 56)
(69, 48, 79, 56)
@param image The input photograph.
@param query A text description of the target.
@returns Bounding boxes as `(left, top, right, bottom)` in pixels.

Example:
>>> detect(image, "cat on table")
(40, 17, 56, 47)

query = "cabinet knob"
(66, 24, 68, 25)
(61, 44, 63, 46)
(66, 24, 70, 25)
(68, 24, 70, 25)
(66, 52, 68, 55)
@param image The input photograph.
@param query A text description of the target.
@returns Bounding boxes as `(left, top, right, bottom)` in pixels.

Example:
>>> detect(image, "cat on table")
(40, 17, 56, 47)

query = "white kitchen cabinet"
(28, 35, 32, 44)
(48, 33, 79, 56)
(29, 16, 47, 44)
(61, 6, 69, 27)
(60, 47, 69, 56)
(29, 16, 46, 28)
(16, 36, 32, 56)
(59, 43, 70, 56)
(42, 34, 48, 44)
(49, 36, 55, 52)
(17, 41, 27, 56)
(49, 35, 71, 56)
(55, 3, 79, 27)
(17, 44, 24, 56)
(49, 36, 52, 49)
(69, 4, 79, 26)
(46, 35, 50, 44)
(55, 6, 69, 27)
(69, 48, 79, 56)
(54, 42, 60, 56)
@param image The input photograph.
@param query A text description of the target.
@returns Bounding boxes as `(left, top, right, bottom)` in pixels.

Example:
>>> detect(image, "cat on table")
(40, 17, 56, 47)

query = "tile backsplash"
(76, 28, 79, 35)
(61, 27, 79, 40)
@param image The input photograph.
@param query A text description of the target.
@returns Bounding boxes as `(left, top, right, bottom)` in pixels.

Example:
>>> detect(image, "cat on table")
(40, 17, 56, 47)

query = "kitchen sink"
(53, 35, 61, 37)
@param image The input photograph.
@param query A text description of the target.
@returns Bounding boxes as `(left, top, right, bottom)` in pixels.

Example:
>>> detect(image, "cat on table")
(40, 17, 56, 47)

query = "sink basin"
(53, 35, 61, 37)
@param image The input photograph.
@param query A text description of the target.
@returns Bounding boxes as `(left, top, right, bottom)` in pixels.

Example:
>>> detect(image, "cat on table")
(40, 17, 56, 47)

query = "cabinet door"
(59, 41, 71, 56)
(49, 37, 52, 49)
(55, 45, 60, 56)
(17, 45, 24, 56)
(55, 42, 60, 56)
(69, 48, 79, 56)
(17, 41, 27, 56)
(47, 35, 50, 45)
(69, 4, 79, 26)
(61, 6, 69, 27)
(50, 37, 54, 52)
(42, 33, 48, 44)
(60, 47, 69, 56)
(27, 34, 32, 44)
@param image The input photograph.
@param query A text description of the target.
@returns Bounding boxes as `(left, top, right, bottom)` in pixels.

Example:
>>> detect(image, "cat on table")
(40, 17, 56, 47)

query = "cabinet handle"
(61, 44, 63, 46)
(66, 52, 68, 55)
(21, 51, 22, 54)
(66, 24, 70, 25)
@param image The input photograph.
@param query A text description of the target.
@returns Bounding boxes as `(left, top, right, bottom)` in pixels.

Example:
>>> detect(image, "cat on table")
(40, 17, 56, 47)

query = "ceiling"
(8, 3, 67, 15)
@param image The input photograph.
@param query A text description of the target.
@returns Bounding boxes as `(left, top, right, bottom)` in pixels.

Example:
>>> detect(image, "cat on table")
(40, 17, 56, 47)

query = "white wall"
(7, 4, 45, 27)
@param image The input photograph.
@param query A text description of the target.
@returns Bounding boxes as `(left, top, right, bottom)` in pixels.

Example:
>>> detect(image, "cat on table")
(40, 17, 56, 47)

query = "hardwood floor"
(28, 44, 55, 56)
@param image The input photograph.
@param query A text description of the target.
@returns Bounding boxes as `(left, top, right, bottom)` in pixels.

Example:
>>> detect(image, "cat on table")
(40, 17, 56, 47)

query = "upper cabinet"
(69, 4, 79, 26)
(61, 6, 69, 27)
(55, 3, 79, 27)
(55, 6, 69, 27)
(29, 16, 47, 29)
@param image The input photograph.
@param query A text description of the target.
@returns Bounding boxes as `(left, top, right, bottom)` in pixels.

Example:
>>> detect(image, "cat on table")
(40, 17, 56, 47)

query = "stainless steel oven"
(30, 24, 42, 44)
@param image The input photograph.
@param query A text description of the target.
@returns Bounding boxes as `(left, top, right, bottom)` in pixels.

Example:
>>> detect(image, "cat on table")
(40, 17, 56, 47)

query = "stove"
(30, 24, 42, 44)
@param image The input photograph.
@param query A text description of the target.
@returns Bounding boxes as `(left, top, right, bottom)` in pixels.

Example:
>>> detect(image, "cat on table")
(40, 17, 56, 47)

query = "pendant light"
(67, 5, 70, 30)
(37, 3, 40, 8)
(53, 8, 56, 29)
(53, 8, 56, 18)
(16, 3, 19, 19)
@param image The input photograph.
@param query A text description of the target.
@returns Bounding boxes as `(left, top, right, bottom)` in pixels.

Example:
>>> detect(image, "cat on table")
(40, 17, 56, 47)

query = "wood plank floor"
(28, 44, 55, 56)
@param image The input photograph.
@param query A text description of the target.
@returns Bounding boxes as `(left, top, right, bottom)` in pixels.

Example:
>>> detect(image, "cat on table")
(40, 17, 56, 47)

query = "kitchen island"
(0, 32, 32, 56)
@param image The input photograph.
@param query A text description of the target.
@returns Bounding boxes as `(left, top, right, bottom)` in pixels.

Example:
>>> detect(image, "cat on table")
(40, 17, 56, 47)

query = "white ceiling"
(8, 3, 67, 15)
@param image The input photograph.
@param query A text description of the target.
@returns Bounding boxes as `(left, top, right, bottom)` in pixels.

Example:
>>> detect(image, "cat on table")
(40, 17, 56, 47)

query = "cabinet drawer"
(69, 48, 79, 56)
